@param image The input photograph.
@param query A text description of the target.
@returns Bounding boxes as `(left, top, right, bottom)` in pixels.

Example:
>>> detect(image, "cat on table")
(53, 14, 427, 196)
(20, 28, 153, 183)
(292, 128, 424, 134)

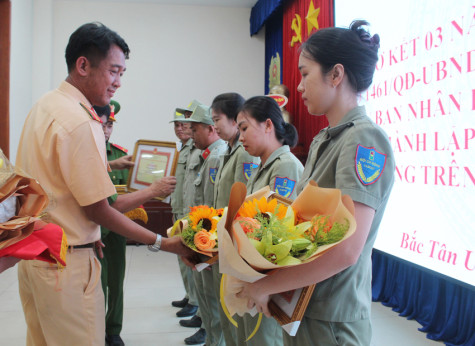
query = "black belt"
(68, 242, 94, 249)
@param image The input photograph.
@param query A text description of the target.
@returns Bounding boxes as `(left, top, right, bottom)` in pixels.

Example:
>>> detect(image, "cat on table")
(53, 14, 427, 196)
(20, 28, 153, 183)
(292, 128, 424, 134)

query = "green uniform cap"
(176, 99, 201, 115)
(170, 109, 188, 123)
(186, 104, 213, 125)
(109, 100, 121, 122)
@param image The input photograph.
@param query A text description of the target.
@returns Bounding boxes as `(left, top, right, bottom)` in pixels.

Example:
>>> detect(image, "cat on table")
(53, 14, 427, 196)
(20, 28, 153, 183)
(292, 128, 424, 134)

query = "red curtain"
(282, 0, 334, 158)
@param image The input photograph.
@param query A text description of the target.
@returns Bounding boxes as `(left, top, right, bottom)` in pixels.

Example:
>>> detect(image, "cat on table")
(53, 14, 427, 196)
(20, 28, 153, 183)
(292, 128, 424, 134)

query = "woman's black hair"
(211, 93, 245, 121)
(65, 22, 130, 73)
(301, 20, 380, 92)
(240, 96, 298, 148)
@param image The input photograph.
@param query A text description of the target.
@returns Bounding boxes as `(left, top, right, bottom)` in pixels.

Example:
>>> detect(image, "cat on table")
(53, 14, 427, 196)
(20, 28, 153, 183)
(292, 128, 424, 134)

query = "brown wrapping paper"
(217, 180, 357, 317)
(0, 150, 49, 250)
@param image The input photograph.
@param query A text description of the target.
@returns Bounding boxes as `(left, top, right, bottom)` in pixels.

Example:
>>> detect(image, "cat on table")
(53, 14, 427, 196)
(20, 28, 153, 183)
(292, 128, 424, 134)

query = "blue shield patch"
(243, 162, 259, 180)
(209, 168, 218, 184)
(274, 177, 296, 198)
(355, 145, 387, 185)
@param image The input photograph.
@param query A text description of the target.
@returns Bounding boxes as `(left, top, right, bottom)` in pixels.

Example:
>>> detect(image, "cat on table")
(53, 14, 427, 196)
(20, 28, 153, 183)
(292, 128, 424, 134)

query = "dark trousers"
(99, 231, 127, 335)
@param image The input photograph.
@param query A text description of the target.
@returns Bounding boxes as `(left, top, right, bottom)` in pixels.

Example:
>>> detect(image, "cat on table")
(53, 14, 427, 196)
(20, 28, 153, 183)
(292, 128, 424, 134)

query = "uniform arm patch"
(274, 176, 296, 198)
(243, 162, 259, 181)
(355, 144, 387, 185)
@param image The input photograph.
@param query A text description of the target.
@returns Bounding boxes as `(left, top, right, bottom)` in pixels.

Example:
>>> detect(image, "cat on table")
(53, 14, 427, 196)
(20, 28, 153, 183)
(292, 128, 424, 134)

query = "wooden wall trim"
(0, 0, 11, 158)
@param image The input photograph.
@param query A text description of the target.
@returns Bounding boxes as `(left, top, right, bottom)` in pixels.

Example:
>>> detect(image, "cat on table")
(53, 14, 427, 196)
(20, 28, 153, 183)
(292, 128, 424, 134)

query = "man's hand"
(150, 176, 176, 198)
(94, 240, 105, 259)
(109, 155, 134, 170)
(161, 236, 200, 267)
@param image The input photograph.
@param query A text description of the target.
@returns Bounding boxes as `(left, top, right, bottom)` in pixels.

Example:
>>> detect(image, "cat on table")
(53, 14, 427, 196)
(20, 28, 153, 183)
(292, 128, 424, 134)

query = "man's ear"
(208, 124, 216, 134)
(75, 56, 89, 77)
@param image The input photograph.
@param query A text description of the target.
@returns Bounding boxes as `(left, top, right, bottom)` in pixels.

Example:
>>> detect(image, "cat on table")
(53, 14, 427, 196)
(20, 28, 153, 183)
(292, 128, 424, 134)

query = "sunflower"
(189, 206, 220, 233)
(237, 196, 288, 220)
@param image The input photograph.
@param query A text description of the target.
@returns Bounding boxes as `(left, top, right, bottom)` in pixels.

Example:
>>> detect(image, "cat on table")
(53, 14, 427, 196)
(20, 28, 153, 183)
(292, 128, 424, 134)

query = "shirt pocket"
(194, 172, 203, 187)
(178, 155, 188, 165)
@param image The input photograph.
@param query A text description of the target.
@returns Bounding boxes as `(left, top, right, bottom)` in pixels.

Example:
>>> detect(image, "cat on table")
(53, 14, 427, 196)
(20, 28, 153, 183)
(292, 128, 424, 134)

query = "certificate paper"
(127, 140, 178, 199)
(135, 149, 171, 186)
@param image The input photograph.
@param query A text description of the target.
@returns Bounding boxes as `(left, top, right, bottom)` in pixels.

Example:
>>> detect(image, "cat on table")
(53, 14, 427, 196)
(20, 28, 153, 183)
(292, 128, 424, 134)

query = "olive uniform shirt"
(182, 144, 202, 214)
(295, 105, 395, 322)
(171, 138, 193, 220)
(193, 139, 227, 207)
(213, 141, 260, 209)
(246, 145, 303, 200)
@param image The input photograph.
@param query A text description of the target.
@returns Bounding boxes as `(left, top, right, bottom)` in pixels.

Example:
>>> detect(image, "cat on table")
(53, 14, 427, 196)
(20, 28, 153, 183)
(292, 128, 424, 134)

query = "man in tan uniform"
(15, 22, 195, 346)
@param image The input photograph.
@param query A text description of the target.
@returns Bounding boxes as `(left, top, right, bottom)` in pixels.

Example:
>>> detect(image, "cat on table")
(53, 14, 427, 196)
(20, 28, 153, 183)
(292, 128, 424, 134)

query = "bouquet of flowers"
(168, 205, 224, 257)
(217, 181, 356, 335)
(235, 195, 350, 266)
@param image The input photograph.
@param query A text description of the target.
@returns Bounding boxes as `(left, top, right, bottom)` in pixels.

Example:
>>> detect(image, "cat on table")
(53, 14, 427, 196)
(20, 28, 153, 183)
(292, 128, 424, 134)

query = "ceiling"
(69, 0, 258, 8)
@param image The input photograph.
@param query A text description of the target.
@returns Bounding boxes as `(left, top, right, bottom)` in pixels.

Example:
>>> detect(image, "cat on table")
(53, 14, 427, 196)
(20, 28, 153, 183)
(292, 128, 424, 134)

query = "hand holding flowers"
(169, 205, 224, 257)
(217, 181, 357, 334)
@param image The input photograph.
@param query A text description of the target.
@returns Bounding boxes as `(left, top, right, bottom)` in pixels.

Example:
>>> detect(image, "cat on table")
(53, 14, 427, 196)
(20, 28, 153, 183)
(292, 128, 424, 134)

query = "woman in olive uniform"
(238, 96, 303, 200)
(210, 93, 260, 346)
(237, 21, 395, 346)
(233, 96, 304, 346)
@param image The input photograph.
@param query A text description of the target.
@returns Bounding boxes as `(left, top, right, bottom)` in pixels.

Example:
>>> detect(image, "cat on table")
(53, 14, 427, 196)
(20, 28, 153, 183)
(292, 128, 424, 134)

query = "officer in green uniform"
(235, 96, 304, 346)
(94, 101, 177, 346)
(93, 101, 129, 346)
(169, 109, 200, 321)
(185, 104, 228, 346)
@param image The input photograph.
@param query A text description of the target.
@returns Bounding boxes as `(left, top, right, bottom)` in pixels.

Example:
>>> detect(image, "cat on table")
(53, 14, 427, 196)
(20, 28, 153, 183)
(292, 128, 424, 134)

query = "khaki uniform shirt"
(193, 139, 227, 207)
(16, 81, 116, 246)
(213, 141, 260, 209)
(246, 145, 303, 200)
(171, 138, 193, 219)
(296, 105, 395, 322)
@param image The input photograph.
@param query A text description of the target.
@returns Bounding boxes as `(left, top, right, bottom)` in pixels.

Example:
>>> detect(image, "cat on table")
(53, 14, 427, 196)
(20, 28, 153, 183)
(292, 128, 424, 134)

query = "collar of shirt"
(260, 145, 291, 170)
(183, 138, 193, 150)
(227, 139, 242, 156)
(320, 105, 366, 140)
(59, 81, 92, 109)
(201, 138, 225, 160)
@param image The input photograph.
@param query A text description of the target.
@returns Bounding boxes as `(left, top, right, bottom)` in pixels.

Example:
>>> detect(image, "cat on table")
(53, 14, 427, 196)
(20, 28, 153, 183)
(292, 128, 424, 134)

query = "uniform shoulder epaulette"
(79, 102, 102, 123)
(111, 143, 128, 153)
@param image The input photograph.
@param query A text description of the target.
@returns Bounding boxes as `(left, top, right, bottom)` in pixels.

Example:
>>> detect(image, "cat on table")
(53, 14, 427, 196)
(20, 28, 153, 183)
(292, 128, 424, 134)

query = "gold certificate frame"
(127, 140, 178, 196)
(269, 284, 316, 327)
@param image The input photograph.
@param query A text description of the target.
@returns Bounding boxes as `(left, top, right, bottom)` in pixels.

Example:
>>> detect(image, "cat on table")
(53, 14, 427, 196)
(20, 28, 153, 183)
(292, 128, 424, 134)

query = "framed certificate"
(115, 184, 128, 195)
(269, 284, 316, 334)
(127, 140, 178, 198)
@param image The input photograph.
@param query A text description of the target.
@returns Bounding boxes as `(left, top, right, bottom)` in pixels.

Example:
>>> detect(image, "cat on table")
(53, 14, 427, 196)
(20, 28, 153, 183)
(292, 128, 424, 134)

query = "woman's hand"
(236, 282, 272, 317)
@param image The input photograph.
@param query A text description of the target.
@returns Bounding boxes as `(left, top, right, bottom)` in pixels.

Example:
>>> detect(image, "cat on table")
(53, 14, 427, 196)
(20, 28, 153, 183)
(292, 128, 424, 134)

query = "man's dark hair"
(65, 22, 130, 73)
(93, 105, 111, 119)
